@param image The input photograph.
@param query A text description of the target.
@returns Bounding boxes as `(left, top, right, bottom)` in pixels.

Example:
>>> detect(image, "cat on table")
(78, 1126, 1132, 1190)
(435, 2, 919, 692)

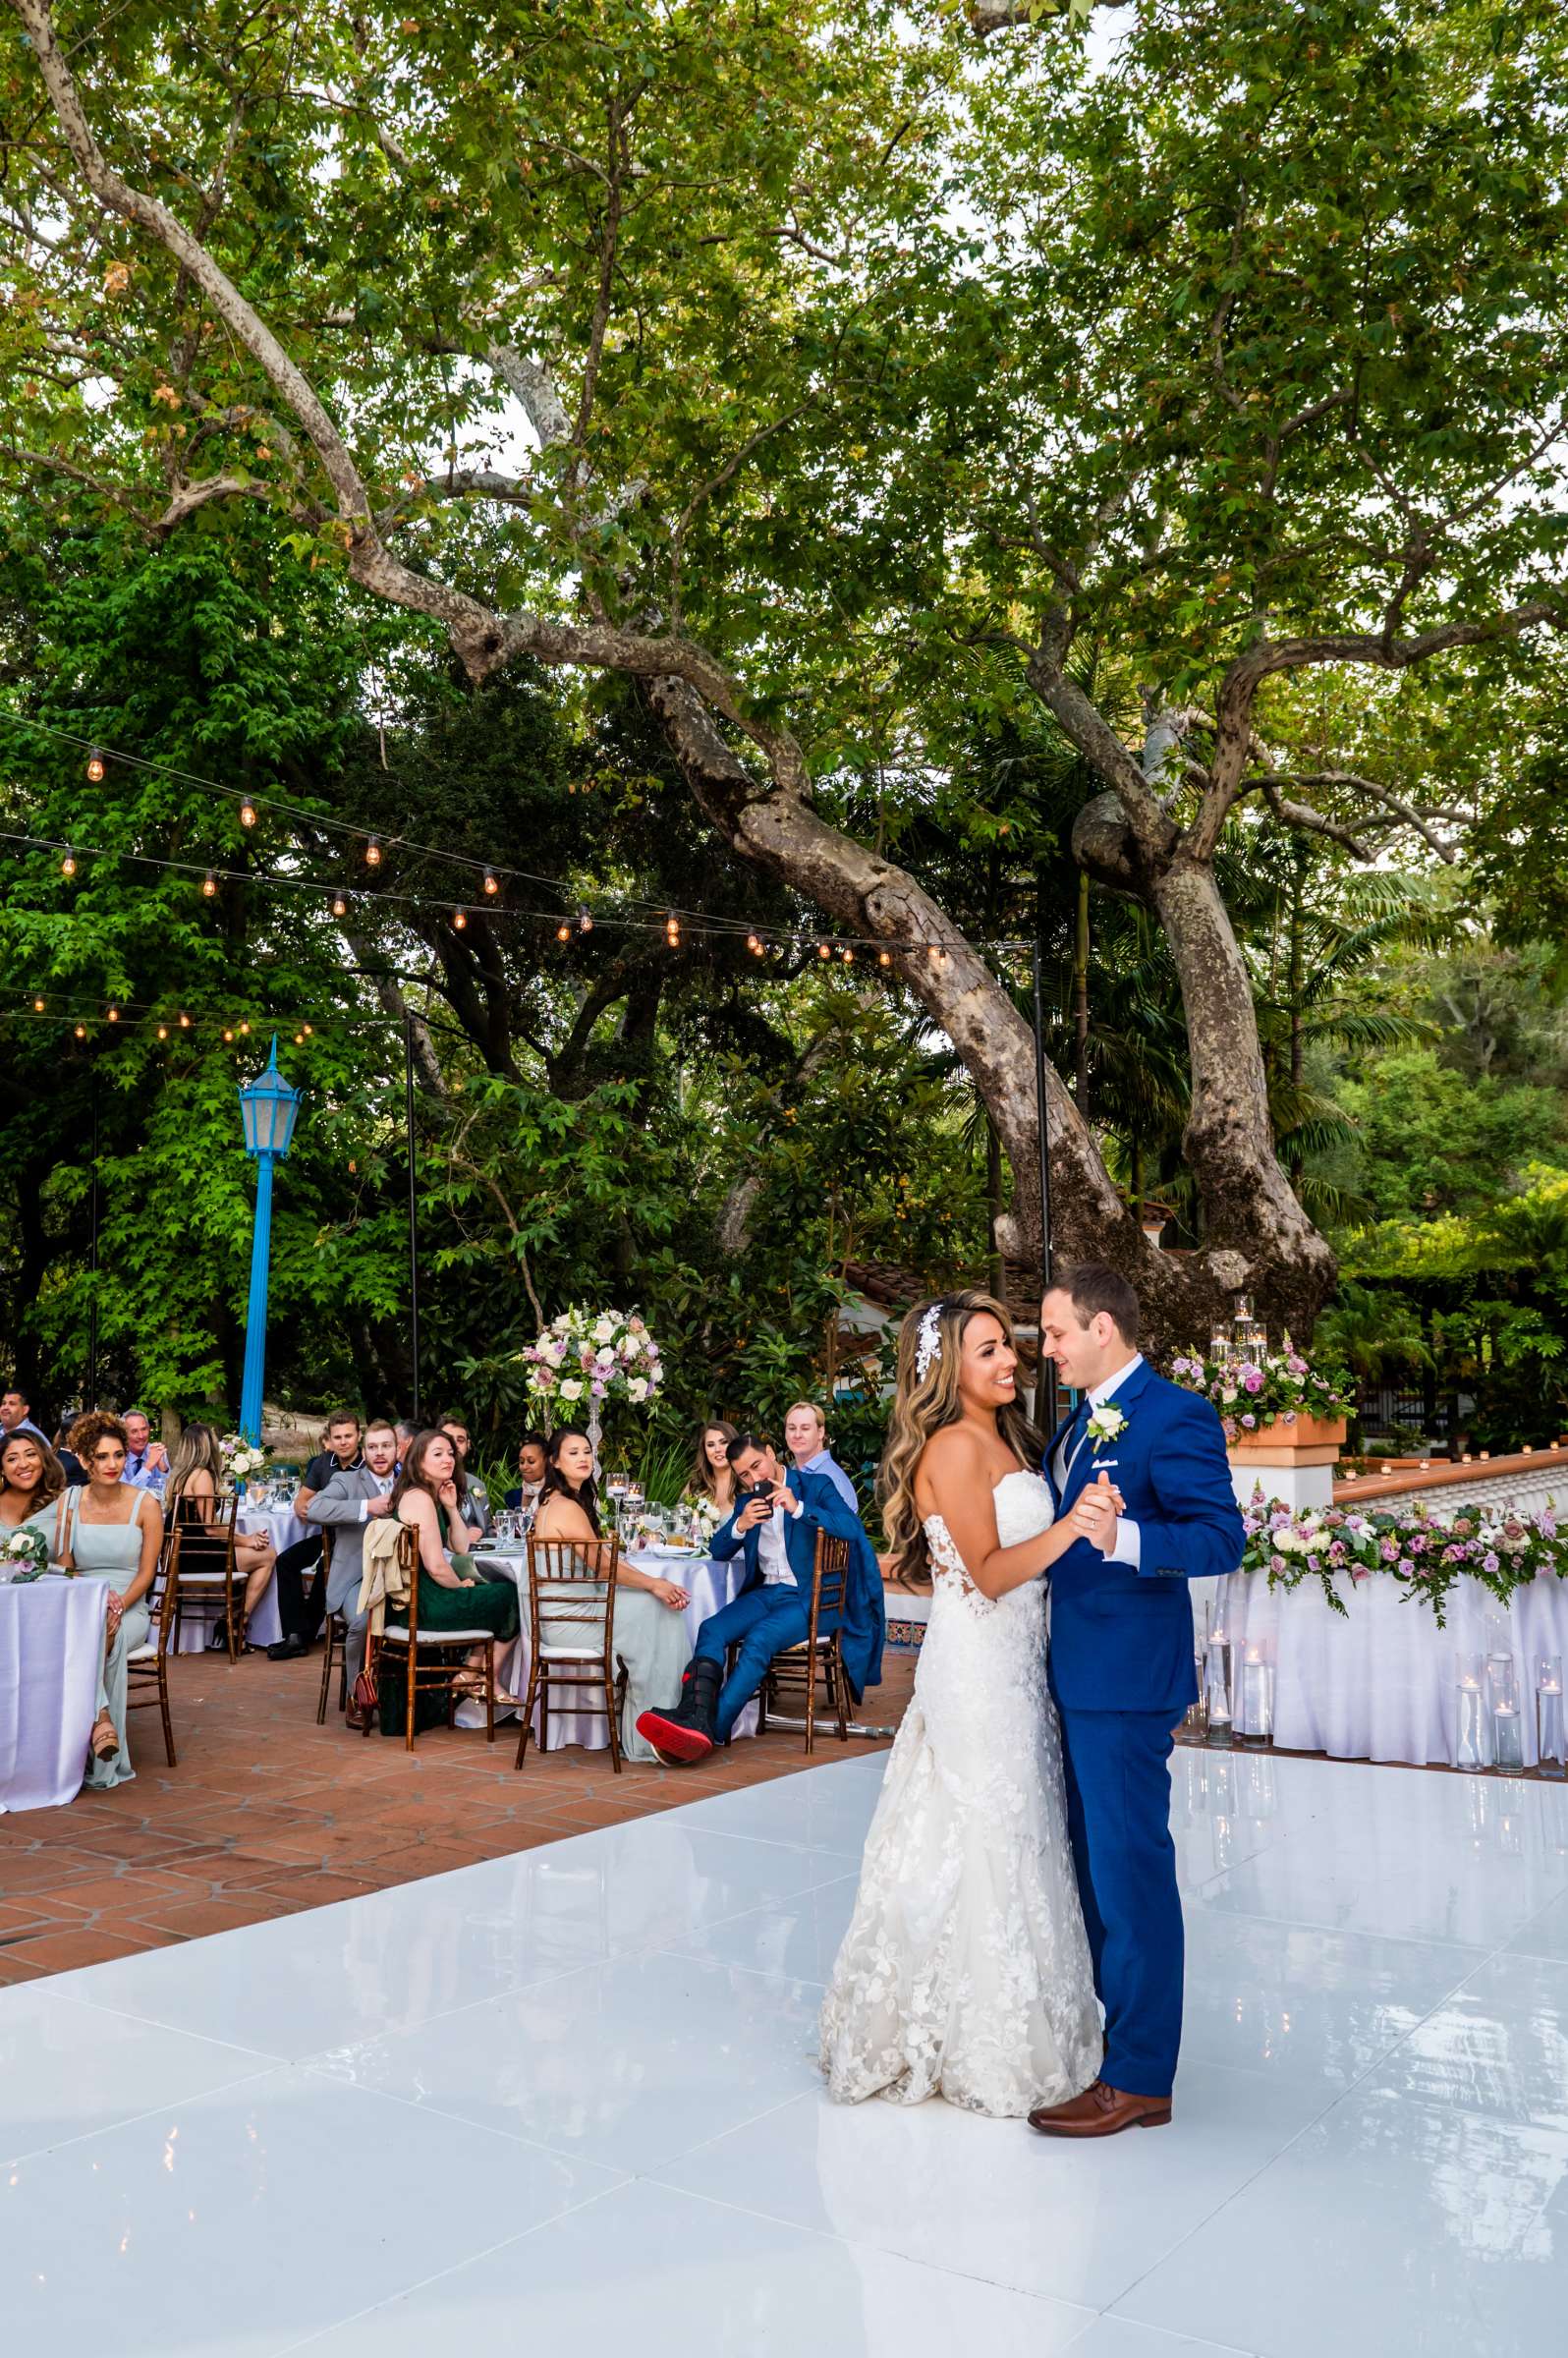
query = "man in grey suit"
(308, 1420, 401, 1728)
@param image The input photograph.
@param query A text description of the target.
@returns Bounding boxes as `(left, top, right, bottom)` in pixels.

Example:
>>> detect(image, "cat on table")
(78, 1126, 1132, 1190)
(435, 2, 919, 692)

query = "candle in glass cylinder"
(1239, 1642, 1274, 1750)
(1539, 1656, 1566, 1780)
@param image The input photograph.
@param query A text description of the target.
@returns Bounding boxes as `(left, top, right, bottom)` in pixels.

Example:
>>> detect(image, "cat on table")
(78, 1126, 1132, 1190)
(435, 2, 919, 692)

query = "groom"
(1031, 1262, 1244, 2138)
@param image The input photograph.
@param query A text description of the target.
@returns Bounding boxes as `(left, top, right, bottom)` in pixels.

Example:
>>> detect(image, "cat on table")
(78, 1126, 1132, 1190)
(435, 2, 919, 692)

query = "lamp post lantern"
(237, 1037, 302, 1443)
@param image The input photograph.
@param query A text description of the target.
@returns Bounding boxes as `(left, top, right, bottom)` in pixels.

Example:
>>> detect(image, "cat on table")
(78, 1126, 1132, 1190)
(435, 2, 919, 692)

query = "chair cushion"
(126, 1644, 158, 1663)
(380, 1626, 494, 1645)
(539, 1643, 605, 1661)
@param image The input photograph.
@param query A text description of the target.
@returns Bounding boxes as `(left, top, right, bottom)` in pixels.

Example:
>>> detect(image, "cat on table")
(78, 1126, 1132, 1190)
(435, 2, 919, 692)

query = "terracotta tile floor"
(0, 1644, 915, 1984)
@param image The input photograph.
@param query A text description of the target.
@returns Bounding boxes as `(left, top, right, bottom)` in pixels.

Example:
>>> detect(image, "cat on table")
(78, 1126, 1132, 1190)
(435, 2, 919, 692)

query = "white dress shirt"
(1061, 1353, 1145, 1570)
(756, 1491, 805, 1586)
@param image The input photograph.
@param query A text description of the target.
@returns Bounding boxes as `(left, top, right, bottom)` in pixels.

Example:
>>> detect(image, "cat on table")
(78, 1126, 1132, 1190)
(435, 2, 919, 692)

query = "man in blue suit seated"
(1029, 1261, 1245, 2139)
(637, 1429, 883, 1765)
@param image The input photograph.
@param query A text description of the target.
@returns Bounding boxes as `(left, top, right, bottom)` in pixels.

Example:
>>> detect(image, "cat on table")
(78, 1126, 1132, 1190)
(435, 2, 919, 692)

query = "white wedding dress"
(819, 1469, 1102, 2116)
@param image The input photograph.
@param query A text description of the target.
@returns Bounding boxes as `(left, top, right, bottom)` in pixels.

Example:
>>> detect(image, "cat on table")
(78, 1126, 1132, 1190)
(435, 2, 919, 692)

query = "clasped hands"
(1069, 1470, 1127, 1556)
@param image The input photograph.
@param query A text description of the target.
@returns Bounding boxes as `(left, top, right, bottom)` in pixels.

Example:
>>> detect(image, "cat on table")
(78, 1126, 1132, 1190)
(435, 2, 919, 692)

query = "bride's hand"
(1070, 1474, 1125, 1554)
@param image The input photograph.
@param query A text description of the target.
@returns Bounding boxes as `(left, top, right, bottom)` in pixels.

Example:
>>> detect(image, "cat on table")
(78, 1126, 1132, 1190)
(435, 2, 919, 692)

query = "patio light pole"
(237, 1037, 302, 1444)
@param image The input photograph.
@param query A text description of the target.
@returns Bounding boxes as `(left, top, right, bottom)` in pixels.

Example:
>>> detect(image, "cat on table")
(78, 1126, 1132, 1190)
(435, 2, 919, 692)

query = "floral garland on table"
(220, 1433, 270, 1487)
(520, 1308, 663, 1416)
(1240, 1485, 1564, 1628)
(1169, 1336, 1353, 1442)
(1, 1526, 51, 1582)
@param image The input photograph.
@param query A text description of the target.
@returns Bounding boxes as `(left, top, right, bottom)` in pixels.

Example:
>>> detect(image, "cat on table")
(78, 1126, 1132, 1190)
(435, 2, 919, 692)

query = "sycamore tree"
(5, 0, 1567, 1346)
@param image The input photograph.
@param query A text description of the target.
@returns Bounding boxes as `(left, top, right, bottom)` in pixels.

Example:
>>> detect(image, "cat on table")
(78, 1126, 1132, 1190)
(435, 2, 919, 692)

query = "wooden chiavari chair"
(126, 1549, 182, 1767)
(370, 1525, 500, 1752)
(313, 1530, 350, 1723)
(167, 1490, 243, 1659)
(515, 1535, 625, 1772)
(757, 1530, 854, 1753)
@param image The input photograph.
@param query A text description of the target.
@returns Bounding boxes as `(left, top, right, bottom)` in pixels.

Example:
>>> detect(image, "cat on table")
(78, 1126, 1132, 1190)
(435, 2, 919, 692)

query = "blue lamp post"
(237, 1037, 302, 1443)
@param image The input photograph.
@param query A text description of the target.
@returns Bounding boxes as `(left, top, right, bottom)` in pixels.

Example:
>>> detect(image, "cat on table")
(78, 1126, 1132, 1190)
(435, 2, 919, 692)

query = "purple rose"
(1269, 1552, 1287, 1575)
(1483, 1551, 1500, 1575)
(1244, 1369, 1265, 1394)
(1397, 1557, 1415, 1577)
(1241, 1413, 1258, 1431)
(1307, 1553, 1320, 1572)
(1380, 1540, 1399, 1563)
(1328, 1540, 1348, 1563)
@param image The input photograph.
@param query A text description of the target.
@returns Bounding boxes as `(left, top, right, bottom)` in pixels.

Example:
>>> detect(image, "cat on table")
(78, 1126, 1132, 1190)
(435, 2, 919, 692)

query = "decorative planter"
(1229, 1414, 1348, 1466)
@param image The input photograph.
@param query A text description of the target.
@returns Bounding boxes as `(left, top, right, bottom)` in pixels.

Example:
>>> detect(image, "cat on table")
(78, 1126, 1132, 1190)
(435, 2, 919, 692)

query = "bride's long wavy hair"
(877, 1289, 1045, 1584)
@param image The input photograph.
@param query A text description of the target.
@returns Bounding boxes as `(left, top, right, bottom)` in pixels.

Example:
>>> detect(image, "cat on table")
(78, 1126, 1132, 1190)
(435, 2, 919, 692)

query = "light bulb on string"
(107, 1004, 119, 1023)
(331, 892, 348, 918)
(223, 1027, 234, 1042)
(157, 1024, 169, 1040)
(74, 1023, 86, 1039)
(60, 847, 77, 877)
(482, 870, 499, 897)
(239, 1020, 251, 1035)
(577, 906, 592, 934)
(364, 838, 382, 868)
(303, 1024, 312, 1037)
(178, 1012, 191, 1030)
(85, 748, 105, 783)
(878, 949, 892, 968)
(840, 947, 854, 964)
(32, 995, 44, 1012)
(746, 931, 760, 954)
(239, 797, 258, 828)
(202, 870, 218, 898)
(452, 908, 468, 930)
(665, 910, 681, 946)
(817, 942, 832, 961)
(555, 922, 571, 943)
(294, 1033, 305, 1045)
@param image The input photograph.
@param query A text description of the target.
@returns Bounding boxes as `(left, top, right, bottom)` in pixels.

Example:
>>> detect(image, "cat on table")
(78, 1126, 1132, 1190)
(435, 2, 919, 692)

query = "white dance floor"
(5, 1748, 1568, 2358)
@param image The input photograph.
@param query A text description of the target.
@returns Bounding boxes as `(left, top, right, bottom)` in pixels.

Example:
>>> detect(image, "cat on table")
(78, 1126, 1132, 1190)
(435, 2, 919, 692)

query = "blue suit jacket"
(711, 1467, 885, 1701)
(1046, 1359, 1244, 1714)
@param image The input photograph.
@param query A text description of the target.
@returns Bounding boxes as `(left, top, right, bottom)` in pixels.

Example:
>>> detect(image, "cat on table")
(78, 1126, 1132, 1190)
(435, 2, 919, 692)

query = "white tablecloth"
(460, 1549, 755, 1749)
(168, 1503, 299, 1654)
(0, 1577, 109, 1812)
(1221, 1567, 1568, 1767)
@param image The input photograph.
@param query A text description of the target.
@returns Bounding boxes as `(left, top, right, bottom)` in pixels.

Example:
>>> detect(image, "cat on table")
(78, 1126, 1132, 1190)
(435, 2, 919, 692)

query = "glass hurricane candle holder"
(1204, 1635, 1234, 1750)
(1538, 1655, 1566, 1781)
(1453, 1650, 1491, 1772)
(1238, 1640, 1274, 1751)
(1487, 1653, 1525, 1773)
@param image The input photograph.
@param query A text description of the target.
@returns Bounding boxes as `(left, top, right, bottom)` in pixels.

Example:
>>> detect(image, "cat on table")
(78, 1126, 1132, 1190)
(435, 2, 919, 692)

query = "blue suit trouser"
(692, 1586, 812, 1743)
(1056, 1704, 1182, 2099)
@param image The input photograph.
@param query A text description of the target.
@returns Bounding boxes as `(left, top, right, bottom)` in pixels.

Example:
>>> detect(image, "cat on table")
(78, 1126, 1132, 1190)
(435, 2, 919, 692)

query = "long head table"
(0, 1576, 109, 1812)
(1222, 1565, 1568, 1767)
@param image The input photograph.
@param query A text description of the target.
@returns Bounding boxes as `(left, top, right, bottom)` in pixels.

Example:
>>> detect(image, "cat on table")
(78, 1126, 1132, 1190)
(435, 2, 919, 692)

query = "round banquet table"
(0, 1575, 110, 1812)
(459, 1547, 755, 1755)
(167, 1501, 300, 1654)
(1221, 1565, 1568, 1767)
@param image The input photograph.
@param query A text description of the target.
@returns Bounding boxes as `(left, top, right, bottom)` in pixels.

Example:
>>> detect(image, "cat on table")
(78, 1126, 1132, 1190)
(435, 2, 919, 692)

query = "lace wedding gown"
(819, 1469, 1102, 2117)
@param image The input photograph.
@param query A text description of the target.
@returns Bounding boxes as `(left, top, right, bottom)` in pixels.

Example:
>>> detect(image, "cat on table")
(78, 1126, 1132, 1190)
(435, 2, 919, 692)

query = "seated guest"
(308, 1419, 401, 1730)
(121, 1409, 170, 1495)
(680, 1420, 739, 1535)
(532, 1428, 695, 1762)
(395, 1418, 419, 1458)
(438, 1411, 492, 1537)
(378, 1429, 519, 1731)
(0, 1428, 68, 1547)
(504, 1431, 549, 1513)
(51, 1408, 86, 1484)
(1, 1384, 49, 1443)
(50, 1412, 163, 1783)
(783, 1400, 860, 1512)
(266, 1408, 364, 1660)
(164, 1422, 279, 1645)
(637, 1429, 884, 1765)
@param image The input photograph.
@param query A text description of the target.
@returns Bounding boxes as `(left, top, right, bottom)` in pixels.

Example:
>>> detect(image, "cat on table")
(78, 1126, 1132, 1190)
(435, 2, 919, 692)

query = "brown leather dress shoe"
(1027, 2080, 1172, 2137)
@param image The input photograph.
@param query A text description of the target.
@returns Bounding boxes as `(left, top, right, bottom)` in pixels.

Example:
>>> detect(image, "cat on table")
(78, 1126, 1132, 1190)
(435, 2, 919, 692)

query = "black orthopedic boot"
(636, 1656, 723, 1764)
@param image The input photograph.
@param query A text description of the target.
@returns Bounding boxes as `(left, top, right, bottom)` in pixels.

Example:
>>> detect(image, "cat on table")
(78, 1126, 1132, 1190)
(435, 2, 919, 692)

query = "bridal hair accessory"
(915, 1304, 943, 1382)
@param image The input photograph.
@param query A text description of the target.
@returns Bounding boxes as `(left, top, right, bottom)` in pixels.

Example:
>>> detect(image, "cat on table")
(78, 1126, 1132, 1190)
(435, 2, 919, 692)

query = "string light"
(85, 747, 106, 782)
(107, 1004, 119, 1023)
(294, 1032, 305, 1044)
(223, 1027, 234, 1042)
(239, 797, 258, 828)
(577, 906, 593, 934)
(157, 1023, 168, 1039)
(202, 870, 218, 897)
(746, 931, 760, 954)
(32, 995, 44, 1011)
(60, 847, 77, 876)
(555, 922, 571, 942)
(331, 892, 348, 918)
(482, 870, 499, 897)
(453, 908, 468, 929)
(817, 942, 832, 961)
(74, 1022, 86, 1039)
(665, 910, 681, 946)
(840, 946, 854, 964)
(303, 1023, 312, 1036)
(364, 838, 383, 868)
(878, 949, 892, 968)
(179, 1012, 191, 1029)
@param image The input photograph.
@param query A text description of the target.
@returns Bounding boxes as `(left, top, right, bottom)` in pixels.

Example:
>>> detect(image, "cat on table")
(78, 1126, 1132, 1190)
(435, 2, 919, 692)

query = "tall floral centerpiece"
(520, 1308, 663, 1464)
(1169, 1301, 1352, 1455)
(220, 1432, 270, 1492)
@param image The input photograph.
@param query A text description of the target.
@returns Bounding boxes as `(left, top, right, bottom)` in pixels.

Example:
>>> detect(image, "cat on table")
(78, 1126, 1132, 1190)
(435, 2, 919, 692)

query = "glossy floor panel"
(6, 1747, 1568, 2357)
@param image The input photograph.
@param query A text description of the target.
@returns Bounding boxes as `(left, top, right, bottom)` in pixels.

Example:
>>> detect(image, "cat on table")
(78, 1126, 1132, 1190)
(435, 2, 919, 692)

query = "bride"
(820, 1289, 1106, 2118)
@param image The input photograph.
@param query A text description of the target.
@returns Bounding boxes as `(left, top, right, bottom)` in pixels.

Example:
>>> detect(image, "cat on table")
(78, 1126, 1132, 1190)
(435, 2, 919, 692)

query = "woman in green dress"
(380, 1428, 520, 1735)
(0, 1429, 70, 1565)
(50, 1412, 163, 1786)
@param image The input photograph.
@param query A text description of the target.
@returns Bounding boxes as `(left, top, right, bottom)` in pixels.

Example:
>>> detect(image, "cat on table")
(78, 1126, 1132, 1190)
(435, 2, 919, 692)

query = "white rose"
(627, 1376, 648, 1403)
(558, 1378, 583, 1401)
(595, 1347, 615, 1369)
(1273, 1528, 1307, 1555)
(592, 1317, 616, 1344)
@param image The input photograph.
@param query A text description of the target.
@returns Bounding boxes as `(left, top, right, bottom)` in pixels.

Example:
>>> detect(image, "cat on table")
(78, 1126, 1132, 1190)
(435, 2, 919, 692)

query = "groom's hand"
(1072, 1472, 1122, 1557)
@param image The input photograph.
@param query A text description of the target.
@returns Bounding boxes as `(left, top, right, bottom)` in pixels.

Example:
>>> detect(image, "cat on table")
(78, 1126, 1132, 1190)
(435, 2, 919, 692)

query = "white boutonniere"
(1086, 1404, 1129, 1451)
